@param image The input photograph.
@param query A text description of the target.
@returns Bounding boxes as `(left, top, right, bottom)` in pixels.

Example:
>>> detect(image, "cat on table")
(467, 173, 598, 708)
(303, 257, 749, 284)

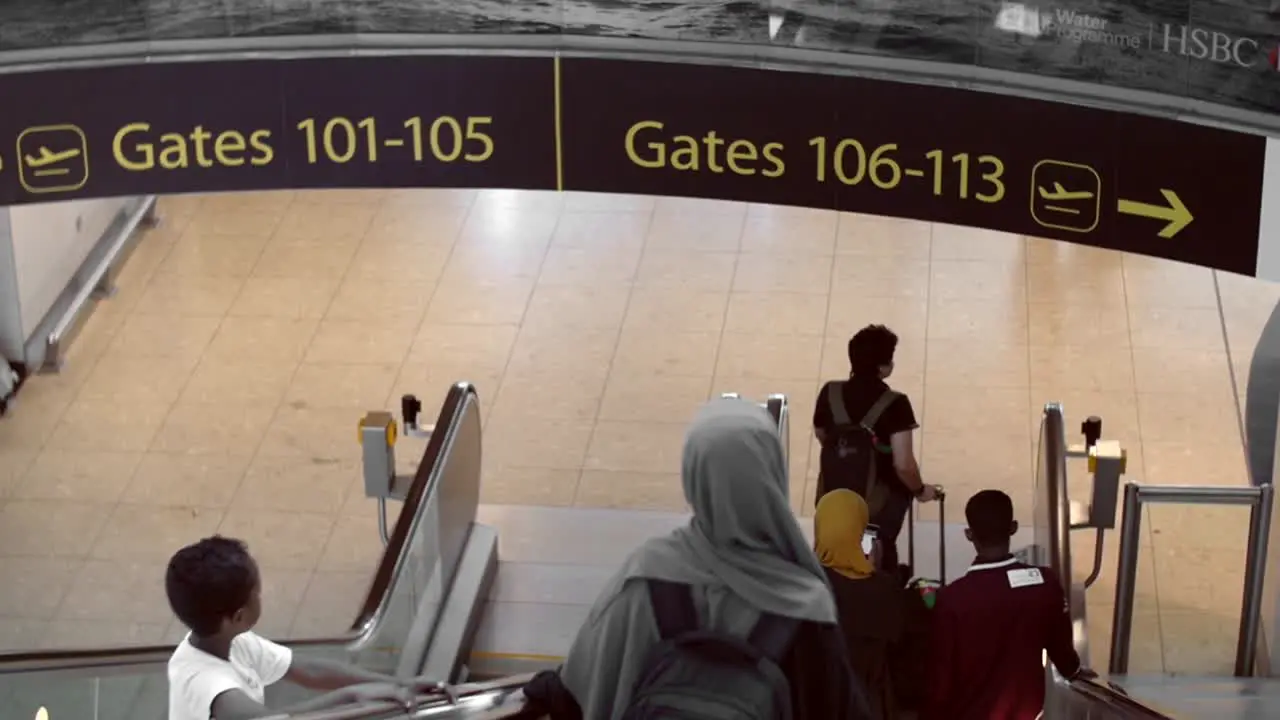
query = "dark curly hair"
(165, 536, 257, 637)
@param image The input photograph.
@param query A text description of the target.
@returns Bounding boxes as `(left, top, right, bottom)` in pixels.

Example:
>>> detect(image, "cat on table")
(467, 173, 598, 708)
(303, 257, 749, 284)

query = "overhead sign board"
(559, 59, 1267, 277)
(0, 55, 1269, 277)
(0, 57, 556, 199)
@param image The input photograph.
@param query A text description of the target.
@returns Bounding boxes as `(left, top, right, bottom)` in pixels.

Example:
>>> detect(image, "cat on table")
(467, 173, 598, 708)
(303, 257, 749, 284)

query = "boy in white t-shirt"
(166, 536, 445, 720)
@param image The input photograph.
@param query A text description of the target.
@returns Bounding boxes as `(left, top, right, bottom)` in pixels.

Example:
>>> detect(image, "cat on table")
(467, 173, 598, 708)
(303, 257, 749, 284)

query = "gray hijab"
(557, 398, 837, 719)
(621, 396, 837, 622)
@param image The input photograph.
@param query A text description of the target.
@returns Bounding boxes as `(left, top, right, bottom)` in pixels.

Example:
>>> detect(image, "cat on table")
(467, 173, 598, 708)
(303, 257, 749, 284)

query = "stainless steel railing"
(44, 196, 157, 371)
(1110, 483, 1275, 677)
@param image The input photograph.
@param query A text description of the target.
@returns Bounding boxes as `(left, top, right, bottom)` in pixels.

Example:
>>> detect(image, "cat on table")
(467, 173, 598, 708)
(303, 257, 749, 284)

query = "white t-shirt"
(168, 631, 294, 720)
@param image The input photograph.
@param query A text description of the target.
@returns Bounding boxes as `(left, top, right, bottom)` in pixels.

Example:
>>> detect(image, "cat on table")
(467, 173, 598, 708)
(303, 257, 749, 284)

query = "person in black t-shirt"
(813, 324, 937, 572)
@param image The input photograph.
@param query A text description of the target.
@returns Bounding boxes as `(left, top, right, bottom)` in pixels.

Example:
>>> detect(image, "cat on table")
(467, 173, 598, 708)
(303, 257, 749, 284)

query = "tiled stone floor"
(0, 188, 1273, 676)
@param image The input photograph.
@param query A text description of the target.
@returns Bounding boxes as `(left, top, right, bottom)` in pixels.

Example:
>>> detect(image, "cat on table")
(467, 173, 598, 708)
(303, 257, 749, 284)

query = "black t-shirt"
(812, 375, 919, 493)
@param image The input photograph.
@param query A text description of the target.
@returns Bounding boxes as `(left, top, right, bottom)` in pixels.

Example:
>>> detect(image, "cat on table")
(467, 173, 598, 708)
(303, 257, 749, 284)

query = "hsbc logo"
(1154, 24, 1272, 68)
(994, 11, 1280, 72)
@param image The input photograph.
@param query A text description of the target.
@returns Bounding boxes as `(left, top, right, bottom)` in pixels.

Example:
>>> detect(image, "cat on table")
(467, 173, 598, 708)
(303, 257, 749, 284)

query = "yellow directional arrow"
(1117, 189, 1193, 239)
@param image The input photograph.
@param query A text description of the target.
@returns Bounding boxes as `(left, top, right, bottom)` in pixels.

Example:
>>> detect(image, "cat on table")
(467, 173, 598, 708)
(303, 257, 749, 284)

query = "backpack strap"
(859, 390, 900, 430)
(646, 579, 698, 641)
(747, 613, 800, 663)
(827, 382, 852, 426)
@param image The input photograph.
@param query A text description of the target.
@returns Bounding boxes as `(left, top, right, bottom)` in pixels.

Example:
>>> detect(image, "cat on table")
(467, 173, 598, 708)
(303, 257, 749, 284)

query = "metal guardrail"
(1110, 483, 1275, 677)
(43, 195, 156, 371)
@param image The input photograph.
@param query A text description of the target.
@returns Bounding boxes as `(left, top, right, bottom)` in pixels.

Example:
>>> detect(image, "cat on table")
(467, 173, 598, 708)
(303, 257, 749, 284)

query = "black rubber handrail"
(1040, 404, 1178, 718)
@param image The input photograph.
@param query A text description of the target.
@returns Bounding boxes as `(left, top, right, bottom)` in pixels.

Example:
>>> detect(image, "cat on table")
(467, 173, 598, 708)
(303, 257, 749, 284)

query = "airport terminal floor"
(0, 186, 1271, 677)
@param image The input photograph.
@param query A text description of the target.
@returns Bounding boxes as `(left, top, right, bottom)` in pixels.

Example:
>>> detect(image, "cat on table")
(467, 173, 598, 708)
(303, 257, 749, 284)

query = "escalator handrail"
(1040, 405, 1177, 717)
(1041, 403, 1073, 614)
(0, 382, 480, 675)
(1067, 677, 1184, 719)
(286, 674, 537, 720)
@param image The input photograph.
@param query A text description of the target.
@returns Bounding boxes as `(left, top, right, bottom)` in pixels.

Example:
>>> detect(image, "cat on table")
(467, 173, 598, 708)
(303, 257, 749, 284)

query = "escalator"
(1036, 406, 1276, 719)
(0, 382, 497, 720)
(0, 387, 1221, 720)
(1034, 405, 1179, 719)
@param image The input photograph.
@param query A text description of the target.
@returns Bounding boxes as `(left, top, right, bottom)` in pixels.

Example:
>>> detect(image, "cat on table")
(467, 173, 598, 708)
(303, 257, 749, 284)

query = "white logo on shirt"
(1007, 568, 1045, 588)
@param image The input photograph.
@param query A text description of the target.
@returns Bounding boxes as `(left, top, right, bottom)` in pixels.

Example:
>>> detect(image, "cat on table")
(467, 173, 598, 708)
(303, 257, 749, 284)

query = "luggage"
(624, 579, 799, 720)
(905, 490, 946, 608)
(816, 383, 900, 516)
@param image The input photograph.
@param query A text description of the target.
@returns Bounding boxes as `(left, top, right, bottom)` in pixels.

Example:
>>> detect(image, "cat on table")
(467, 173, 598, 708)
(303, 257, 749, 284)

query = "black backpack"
(816, 383, 900, 515)
(623, 579, 799, 720)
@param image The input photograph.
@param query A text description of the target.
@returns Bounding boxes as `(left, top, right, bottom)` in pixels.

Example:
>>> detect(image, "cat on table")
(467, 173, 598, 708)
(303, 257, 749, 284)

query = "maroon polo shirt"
(923, 556, 1081, 720)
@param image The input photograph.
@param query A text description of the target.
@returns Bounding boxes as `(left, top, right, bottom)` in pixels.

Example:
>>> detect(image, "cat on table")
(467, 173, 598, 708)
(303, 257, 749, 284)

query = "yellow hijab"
(815, 489, 877, 580)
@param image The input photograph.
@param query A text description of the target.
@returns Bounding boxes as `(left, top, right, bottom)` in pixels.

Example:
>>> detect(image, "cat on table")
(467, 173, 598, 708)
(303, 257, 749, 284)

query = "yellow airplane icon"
(1037, 181, 1096, 215)
(16, 124, 90, 193)
(1038, 182, 1095, 202)
(1029, 159, 1101, 233)
(24, 146, 82, 176)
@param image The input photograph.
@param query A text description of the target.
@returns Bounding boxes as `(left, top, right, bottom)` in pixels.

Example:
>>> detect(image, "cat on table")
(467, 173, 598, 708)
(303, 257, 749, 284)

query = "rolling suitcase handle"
(906, 486, 946, 585)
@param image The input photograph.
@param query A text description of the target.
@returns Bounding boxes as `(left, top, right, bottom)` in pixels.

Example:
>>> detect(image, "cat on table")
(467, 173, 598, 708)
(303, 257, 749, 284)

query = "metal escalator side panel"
(1058, 678, 1186, 719)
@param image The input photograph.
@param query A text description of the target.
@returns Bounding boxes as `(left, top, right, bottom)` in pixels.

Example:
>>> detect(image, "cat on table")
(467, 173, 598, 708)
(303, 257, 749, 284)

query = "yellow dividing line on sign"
(554, 55, 564, 192)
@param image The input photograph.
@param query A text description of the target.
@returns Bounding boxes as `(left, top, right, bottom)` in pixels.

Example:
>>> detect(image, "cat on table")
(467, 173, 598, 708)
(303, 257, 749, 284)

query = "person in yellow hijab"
(816, 489, 930, 719)
(816, 489, 879, 580)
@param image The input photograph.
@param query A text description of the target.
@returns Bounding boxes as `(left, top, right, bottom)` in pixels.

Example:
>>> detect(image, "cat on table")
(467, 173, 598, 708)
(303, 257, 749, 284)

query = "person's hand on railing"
(1069, 667, 1099, 682)
(343, 681, 416, 710)
(401, 676, 459, 704)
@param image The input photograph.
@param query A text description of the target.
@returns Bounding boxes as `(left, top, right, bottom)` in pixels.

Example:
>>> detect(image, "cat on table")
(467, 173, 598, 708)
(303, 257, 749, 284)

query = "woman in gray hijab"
(524, 397, 871, 720)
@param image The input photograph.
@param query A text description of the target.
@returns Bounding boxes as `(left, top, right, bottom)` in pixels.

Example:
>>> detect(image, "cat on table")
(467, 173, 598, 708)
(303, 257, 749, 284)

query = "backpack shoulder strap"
(826, 382, 852, 426)
(747, 612, 800, 663)
(859, 390, 901, 430)
(646, 579, 698, 641)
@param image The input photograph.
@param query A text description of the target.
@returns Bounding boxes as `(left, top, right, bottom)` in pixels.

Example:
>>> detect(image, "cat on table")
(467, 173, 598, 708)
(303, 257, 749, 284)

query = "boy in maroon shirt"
(924, 490, 1089, 720)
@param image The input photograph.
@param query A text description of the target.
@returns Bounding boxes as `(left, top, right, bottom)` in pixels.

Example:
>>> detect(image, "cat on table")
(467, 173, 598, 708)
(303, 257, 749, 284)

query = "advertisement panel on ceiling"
(5, 0, 1280, 115)
(0, 54, 1267, 277)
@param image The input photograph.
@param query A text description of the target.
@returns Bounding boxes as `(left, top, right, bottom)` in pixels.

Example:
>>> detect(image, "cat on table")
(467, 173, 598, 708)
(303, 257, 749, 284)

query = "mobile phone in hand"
(862, 523, 880, 556)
